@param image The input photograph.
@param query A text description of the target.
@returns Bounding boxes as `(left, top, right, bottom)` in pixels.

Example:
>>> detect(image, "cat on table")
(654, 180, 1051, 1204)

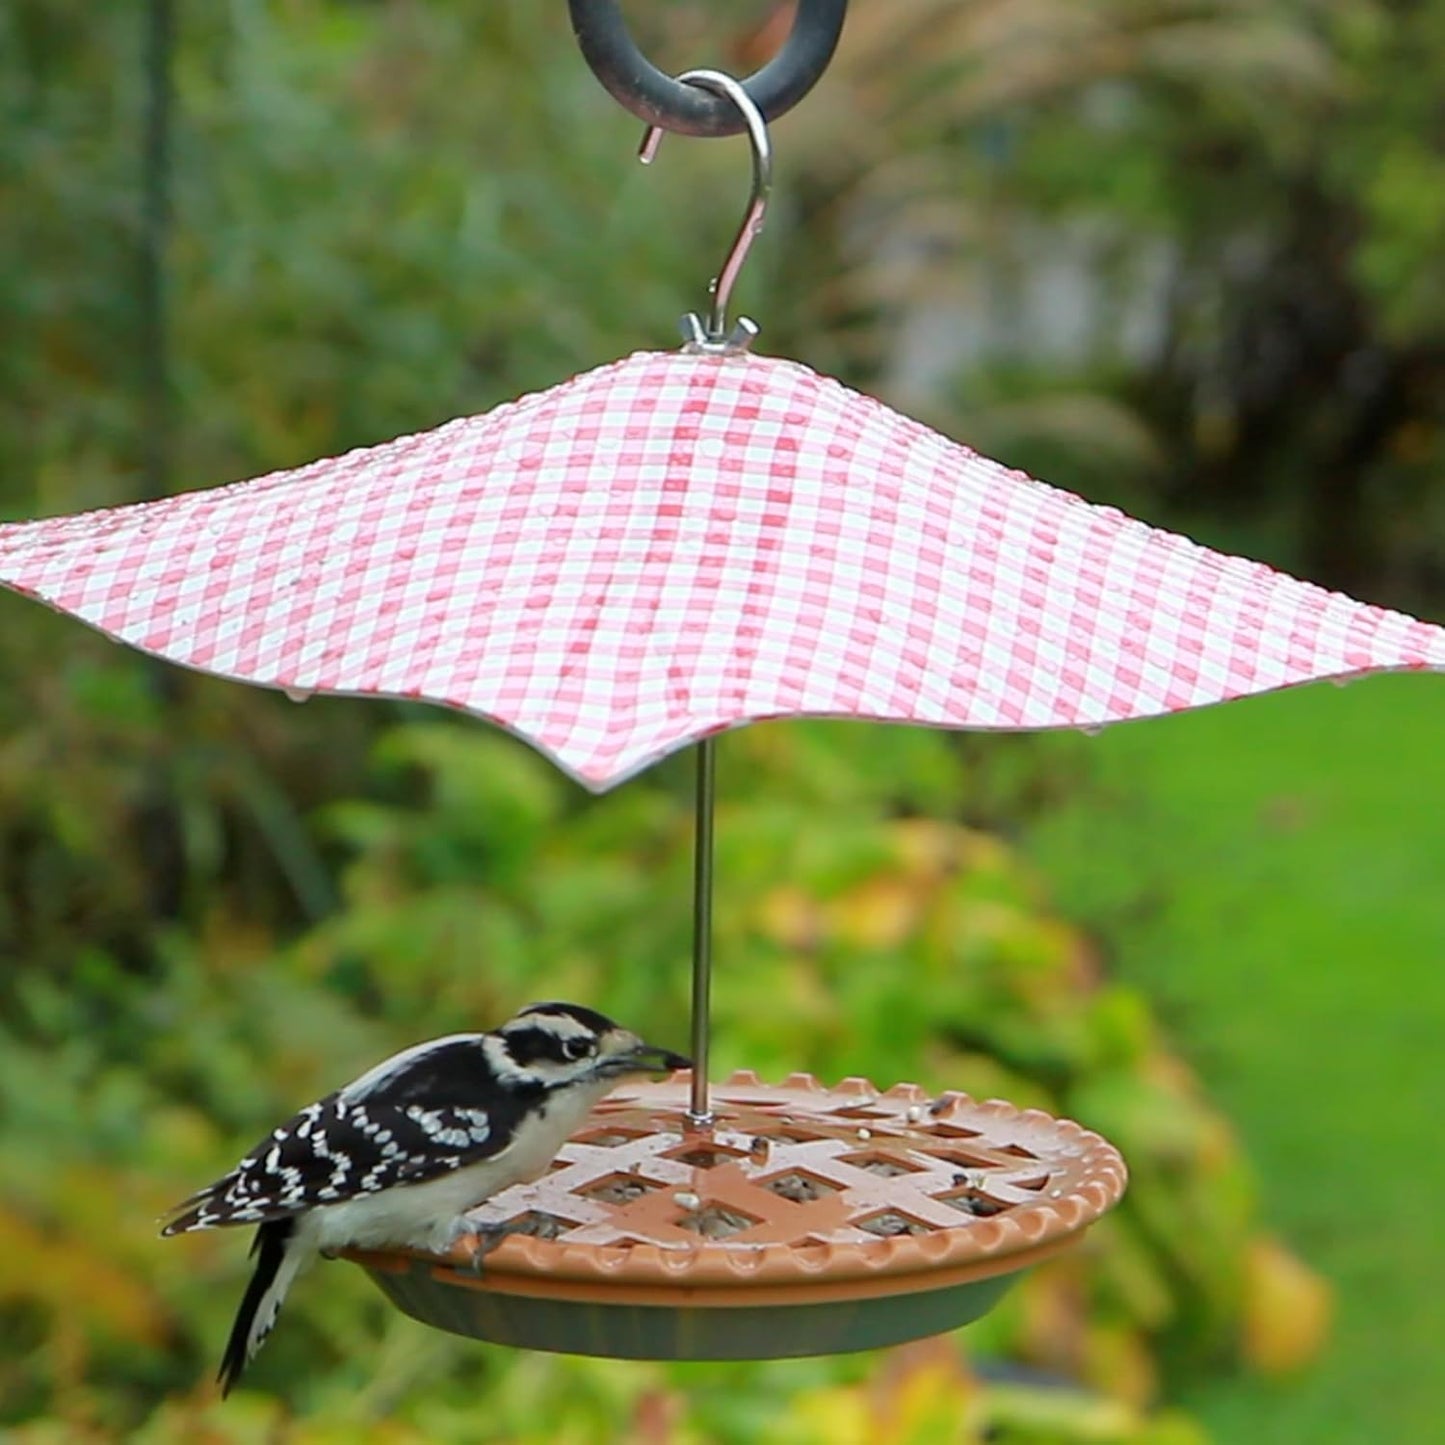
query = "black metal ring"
(568, 0, 847, 137)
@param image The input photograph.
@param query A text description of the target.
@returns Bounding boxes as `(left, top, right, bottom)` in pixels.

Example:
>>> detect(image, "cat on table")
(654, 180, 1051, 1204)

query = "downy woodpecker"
(162, 1001, 688, 1394)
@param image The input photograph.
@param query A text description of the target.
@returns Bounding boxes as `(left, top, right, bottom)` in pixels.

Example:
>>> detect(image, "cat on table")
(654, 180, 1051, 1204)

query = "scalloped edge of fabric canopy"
(1, 348, 1442, 790)
(0, 591, 1440, 795)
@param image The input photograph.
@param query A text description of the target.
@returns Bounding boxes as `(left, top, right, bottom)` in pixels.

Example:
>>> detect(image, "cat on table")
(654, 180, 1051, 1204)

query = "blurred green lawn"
(1024, 673, 1445, 1442)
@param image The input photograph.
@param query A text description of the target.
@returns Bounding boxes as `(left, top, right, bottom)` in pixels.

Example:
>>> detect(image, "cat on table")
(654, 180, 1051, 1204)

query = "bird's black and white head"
(489, 1002, 689, 1092)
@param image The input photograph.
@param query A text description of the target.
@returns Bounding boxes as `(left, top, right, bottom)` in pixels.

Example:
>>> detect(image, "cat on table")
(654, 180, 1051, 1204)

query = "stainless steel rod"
(688, 736, 717, 1123)
(142, 0, 174, 502)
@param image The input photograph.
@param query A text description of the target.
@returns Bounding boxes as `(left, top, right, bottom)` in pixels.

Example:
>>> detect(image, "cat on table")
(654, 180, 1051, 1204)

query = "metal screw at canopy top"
(568, 0, 848, 137)
(639, 69, 774, 354)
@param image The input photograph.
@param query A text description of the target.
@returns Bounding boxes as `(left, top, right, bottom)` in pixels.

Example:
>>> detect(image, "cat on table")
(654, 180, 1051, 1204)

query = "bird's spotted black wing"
(162, 1038, 535, 1234)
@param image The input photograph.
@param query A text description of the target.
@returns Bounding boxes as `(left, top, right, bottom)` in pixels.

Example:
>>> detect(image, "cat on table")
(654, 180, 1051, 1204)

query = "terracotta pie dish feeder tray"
(345, 1072, 1127, 1360)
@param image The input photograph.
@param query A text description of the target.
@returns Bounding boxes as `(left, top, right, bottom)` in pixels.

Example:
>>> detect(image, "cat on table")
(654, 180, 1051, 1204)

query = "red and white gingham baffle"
(2, 350, 1442, 789)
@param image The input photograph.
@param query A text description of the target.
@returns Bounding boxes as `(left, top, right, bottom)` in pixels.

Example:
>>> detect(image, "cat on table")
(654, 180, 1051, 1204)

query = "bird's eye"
(562, 1037, 593, 1062)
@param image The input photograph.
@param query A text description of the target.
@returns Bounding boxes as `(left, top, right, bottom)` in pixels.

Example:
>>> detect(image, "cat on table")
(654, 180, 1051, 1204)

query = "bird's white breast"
(308, 1078, 613, 1254)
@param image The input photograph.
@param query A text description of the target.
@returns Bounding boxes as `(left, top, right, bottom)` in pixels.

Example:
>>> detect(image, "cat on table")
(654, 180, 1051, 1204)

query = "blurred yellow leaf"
(825, 875, 922, 949)
(130, 1392, 285, 1444)
(981, 1379, 1146, 1439)
(1241, 1237, 1334, 1376)
(1013, 1260, 1089, 1370)
(779, 1383, 875, 1445)
(0, 1205, 168, 1347)
(293, 1420, 432, 1444)
(868, 1338, 982, 1444)
(6, 1424, 111, 1445)
(1081, 1321, 1159, 1409)
(758, 885, 821, 950)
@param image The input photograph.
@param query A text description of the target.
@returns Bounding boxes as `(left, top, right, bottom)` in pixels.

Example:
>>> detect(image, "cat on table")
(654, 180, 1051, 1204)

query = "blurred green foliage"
(4, 0, 1440, 1439)
(3, 717, 1316, 1442)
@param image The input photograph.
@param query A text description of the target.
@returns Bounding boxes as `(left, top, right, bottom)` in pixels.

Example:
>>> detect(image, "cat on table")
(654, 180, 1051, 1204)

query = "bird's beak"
(607, 1042, 691, 1076)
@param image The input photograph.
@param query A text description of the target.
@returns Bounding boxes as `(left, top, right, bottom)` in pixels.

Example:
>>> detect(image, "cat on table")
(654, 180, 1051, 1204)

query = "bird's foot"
(445, 1220, 520, 1276)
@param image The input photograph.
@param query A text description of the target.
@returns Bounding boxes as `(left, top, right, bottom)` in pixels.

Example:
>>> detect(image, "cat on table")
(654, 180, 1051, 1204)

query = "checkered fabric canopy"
(2, 349, 1442, 789)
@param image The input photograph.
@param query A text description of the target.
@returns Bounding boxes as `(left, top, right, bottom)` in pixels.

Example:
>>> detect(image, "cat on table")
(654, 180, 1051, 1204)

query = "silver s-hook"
(639, 70, 773, 354)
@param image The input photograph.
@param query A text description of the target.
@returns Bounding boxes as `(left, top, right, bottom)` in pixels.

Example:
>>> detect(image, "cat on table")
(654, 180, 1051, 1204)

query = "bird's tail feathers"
(218, 1217, 309, 1397)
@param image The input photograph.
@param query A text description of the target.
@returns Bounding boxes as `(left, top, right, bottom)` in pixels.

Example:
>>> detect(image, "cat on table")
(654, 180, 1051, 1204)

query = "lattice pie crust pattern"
(353, 1073, 1127, 1304)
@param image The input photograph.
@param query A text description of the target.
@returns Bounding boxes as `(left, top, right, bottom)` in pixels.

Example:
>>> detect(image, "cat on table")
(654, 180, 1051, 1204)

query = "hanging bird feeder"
(353, 1074, 1126, 1360)
(5, 0, 1445, 1359)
